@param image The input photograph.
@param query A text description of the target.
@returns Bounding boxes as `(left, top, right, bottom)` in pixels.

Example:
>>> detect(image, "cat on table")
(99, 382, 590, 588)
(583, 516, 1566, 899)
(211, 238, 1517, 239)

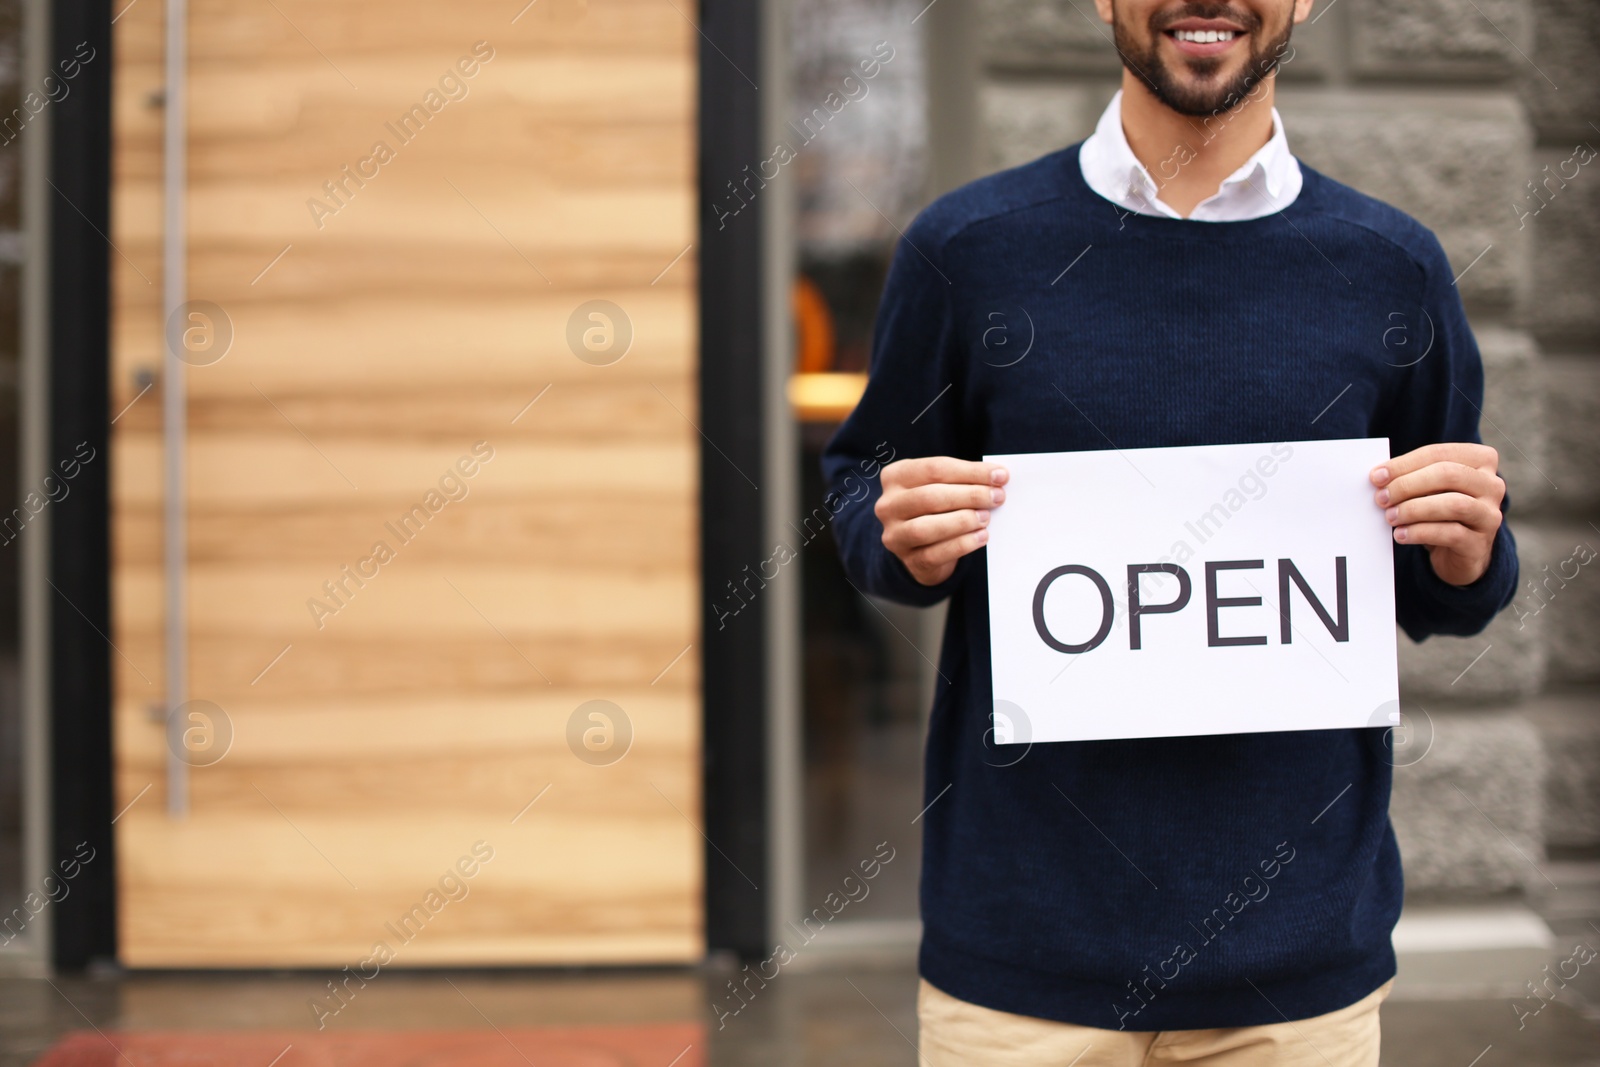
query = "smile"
(1162, 21, 1247, 56)
(1171, 29, 1239, 43)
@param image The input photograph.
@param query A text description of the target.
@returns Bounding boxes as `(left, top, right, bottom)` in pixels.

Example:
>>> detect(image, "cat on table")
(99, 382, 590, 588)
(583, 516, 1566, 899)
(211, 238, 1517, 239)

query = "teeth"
(1174, 29, 1237, 42)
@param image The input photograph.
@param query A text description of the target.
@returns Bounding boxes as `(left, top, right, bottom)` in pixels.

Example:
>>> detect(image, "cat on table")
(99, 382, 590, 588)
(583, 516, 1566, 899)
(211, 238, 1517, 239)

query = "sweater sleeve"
(1383, 233, 1519, 643)
(819, 223, 974, 607)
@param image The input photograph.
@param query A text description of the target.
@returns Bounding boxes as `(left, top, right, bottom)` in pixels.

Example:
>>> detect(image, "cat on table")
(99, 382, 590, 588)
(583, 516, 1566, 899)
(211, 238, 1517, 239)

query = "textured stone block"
(980, 79, 1108, 173)
(1351, 0, 1531, 81)
(1390, 707, 1546, 895)
(1510, 520, 1600, 683)
(1281, 90, 1531, 308)
(1476, 327, 1548, 513)
(1528, 145, 1600, 345)
(1523, 689, 1600, 849)
(1539, 356, 1600, 512)
(981, 0, 1119, 73)
(1520, 0, 1600, 140)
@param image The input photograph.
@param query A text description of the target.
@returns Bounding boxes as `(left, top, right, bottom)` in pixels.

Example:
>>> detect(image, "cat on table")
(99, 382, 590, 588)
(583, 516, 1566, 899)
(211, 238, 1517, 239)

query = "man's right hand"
(874, 457, 1009, 586)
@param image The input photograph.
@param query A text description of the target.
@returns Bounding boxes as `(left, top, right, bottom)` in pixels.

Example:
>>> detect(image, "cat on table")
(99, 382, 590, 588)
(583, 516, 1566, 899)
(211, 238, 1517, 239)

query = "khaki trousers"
(917, 977, 1394, 1067)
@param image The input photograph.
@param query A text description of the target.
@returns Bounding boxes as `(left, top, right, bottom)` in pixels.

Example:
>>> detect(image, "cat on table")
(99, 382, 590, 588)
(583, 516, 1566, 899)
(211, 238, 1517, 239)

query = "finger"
(877, 482, 1004, 521)
(896, 509, 989, 549)
(1391, 521, 1485, 552)
(886, 456, 1008, 491)
(1378, 462, 1504, 508)
(1372, 443, 1498, 485)
(907, 528, 989, 570)
(1385, 492, 1502, 533)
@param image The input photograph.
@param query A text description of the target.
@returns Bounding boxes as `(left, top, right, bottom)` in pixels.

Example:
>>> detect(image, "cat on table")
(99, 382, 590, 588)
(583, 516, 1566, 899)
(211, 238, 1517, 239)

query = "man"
(820, 0, 1517, 1063)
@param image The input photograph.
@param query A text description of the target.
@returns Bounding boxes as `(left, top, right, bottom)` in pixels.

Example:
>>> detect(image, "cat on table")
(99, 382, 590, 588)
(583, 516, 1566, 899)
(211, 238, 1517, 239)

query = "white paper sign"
(985, 439, 1399, 744)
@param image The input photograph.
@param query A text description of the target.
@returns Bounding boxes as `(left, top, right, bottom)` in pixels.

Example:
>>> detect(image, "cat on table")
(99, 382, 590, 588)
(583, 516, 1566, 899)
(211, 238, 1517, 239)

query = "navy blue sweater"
(821, 144, 1518, 1031)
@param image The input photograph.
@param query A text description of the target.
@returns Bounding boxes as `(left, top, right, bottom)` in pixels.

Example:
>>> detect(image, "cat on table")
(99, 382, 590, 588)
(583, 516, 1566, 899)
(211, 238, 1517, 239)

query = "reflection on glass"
(790, 0, 934, 925)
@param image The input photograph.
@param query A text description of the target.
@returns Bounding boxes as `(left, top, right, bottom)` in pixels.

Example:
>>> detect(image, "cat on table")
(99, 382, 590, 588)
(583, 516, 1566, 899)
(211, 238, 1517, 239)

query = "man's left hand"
(1370, 443, 1504, 587)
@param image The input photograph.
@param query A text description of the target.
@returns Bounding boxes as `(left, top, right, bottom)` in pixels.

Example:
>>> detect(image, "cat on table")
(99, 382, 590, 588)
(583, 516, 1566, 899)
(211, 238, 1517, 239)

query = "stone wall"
(971, 0, 1600, 897)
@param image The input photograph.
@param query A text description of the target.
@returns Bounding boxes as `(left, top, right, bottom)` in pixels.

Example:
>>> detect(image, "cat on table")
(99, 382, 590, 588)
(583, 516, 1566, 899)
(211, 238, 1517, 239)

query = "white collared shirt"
(1078, 90, 1303, 222)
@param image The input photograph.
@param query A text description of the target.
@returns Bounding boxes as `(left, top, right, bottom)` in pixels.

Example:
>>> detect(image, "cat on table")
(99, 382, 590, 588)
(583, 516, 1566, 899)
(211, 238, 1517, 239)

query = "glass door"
(786, 0, 944, 937)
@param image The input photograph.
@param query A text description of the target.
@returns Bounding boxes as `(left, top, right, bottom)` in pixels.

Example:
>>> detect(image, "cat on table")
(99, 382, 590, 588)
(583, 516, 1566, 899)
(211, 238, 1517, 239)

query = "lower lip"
(1165, 32, 1242, 57)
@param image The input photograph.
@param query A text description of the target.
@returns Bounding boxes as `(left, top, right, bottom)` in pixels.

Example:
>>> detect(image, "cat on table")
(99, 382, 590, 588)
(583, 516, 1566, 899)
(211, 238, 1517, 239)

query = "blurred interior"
(788, 0, 943, 930)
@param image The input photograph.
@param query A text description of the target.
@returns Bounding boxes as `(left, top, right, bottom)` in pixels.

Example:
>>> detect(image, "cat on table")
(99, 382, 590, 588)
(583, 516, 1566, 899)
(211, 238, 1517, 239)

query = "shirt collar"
(1079, 89, 1301, 220)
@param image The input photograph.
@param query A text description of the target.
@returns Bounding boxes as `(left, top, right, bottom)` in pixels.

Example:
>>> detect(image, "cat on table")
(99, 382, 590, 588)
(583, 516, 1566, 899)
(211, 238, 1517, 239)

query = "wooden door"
(109, 0, 701, 966)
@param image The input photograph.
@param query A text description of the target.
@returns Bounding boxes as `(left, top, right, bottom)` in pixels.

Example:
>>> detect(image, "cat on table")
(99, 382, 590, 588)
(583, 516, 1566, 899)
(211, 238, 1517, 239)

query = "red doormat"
(33, 1024, 704, 1067)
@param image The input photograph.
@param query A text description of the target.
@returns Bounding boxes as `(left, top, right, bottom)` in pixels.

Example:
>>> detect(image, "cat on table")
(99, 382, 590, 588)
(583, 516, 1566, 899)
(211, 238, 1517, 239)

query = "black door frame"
(46, 0, 117, 971)
(696, 0, 772, 958)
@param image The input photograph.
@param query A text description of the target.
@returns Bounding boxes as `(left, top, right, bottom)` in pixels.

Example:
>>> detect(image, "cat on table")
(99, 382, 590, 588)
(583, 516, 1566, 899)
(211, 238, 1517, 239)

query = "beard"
(1112, 2, 1293, 117)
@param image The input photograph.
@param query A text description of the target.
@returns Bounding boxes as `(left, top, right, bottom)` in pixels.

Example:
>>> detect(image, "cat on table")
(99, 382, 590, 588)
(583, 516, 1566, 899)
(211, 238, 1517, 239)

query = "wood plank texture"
(110, 0, 702, 966)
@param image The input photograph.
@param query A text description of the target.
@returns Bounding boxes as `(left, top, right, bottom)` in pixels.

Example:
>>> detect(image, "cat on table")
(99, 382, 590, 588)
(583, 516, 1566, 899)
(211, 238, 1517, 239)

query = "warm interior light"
(788, 371, 868, 423)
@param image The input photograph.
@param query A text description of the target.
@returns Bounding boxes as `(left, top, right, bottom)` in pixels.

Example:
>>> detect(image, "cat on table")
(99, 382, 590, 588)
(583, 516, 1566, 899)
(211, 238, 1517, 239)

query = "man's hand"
(876, 457, 1009, 586)
(1371, 443, 1504, 587)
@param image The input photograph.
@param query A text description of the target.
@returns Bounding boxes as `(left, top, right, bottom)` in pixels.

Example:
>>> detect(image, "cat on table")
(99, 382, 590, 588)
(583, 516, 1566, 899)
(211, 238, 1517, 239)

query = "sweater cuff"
(872, 542, 969, 607)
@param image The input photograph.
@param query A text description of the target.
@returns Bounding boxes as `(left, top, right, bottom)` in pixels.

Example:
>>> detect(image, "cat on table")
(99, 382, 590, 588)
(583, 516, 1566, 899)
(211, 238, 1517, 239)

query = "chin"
(1115, 4, 1295, 117)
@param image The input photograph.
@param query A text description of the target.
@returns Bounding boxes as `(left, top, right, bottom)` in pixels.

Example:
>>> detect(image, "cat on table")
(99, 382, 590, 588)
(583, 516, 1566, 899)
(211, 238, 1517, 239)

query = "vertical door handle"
(163, 0, 188, 817)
